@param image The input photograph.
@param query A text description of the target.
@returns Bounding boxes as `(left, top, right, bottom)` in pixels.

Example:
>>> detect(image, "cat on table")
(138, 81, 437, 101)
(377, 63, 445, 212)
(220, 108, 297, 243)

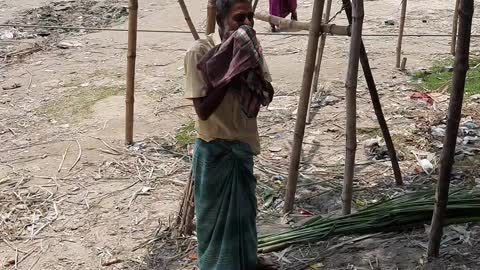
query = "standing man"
(269, 0, 298, 32)
(184, 0, 276, 269)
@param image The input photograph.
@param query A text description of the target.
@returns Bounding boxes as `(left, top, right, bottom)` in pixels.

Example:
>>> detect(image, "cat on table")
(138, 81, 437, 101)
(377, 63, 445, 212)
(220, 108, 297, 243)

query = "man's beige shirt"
(184, 36, 272, 155)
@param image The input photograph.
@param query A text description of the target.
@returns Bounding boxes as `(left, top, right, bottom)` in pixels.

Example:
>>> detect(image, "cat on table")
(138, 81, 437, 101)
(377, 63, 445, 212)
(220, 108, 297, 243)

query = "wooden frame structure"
(125, 0, 475, 259)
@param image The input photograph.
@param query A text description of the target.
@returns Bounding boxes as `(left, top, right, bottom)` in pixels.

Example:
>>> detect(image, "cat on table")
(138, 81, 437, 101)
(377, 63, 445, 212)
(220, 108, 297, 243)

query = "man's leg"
(194, 140, 258, 270)
(291, 11, 298, 21)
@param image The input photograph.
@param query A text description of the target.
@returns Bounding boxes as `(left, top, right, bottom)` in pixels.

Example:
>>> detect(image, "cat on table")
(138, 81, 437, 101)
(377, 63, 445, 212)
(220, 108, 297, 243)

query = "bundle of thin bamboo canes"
(258, 189, 480, 253)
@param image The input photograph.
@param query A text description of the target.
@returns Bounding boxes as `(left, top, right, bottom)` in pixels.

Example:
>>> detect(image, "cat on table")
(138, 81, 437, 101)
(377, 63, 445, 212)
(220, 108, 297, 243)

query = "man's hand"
(192, 86, 227, 120)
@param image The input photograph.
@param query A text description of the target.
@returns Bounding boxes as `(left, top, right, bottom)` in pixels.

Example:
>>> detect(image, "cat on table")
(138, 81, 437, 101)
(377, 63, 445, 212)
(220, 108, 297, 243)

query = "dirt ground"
(1, 0, 480, 269)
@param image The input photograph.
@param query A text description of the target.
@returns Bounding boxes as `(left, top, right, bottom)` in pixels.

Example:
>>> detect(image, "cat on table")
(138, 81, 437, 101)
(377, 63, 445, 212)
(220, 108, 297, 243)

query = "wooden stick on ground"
(178, 0, 200, 40)
(342, 0, 403, 186)
(396, 0, 408, 68)
(284, 0, 325, 214)
(342, 0, 364, 215)
(206, 0, 217, 35)
(427, 0, 474, 258)
(306, 0, 333, 124)
(125, 0, 138, 145)
(451, 0, 460, 55)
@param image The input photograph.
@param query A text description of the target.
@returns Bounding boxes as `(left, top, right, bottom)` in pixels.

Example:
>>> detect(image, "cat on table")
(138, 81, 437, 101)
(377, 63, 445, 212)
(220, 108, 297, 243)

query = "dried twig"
(127, 187, 142, 209)
(8, 247, 37, 270)
(57, 143, 72, 173)
(102, 258, 124, 266)
(25, 69, 33, 90)
(68, 140, 82, 172)
(89, 136, 122, 154)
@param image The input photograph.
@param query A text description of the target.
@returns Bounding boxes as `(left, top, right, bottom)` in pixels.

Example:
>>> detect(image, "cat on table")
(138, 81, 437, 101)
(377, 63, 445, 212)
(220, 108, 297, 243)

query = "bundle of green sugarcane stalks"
(258, 189, 480, 253)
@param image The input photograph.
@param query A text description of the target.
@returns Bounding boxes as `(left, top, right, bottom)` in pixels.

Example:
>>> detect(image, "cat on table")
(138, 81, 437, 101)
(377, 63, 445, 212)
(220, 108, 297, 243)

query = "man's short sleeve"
(184, 39, 214, 99)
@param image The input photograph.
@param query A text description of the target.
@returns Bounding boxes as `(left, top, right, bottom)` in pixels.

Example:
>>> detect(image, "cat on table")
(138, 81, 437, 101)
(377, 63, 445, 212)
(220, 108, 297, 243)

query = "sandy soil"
(1, 0, 480, 269)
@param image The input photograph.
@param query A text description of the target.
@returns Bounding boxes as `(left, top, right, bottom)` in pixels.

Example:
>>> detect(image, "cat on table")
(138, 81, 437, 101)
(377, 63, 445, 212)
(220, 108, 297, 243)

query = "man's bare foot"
(257, 257, 277, 270)
(270, 23, 277, 32)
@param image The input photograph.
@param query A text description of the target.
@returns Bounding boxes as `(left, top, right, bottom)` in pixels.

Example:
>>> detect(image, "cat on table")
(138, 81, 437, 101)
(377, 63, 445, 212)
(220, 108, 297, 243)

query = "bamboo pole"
(342, 0, 403, 186)
(284, 0, 325, 214)
(125, 0, 138, 145)
(396, 0, 407, 68)
(177, 169, 195, 235)
(252, 0, 260, 12)
(306, 0, 333, 124)
(254, 12, 350, 35)
(178, 0, 200, 40)
(342, 0, 364, 215)
(451, 0, 460, 55)
(206, 0, 217, 35)
(427, 0, 474, 258)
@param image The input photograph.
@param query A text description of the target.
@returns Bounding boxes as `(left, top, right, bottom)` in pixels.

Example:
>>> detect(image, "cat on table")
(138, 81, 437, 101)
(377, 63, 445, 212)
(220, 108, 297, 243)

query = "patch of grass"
(357, 126, 381, 137)
(413, 57, 480, 96)
(36, 86, 122, 122)
(175, 121, 196, 148)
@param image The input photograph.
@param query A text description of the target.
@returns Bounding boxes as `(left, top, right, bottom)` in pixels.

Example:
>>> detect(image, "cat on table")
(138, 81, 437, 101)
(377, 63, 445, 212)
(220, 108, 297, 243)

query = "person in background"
(269, 0, 298, 32)
(183, 0, 276, 269)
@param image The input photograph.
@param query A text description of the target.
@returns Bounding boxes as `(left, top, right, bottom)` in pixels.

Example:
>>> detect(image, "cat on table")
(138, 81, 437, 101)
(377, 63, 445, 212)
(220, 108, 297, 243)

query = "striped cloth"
(193, 139, 258, 270)
(197, 25, 274, 118)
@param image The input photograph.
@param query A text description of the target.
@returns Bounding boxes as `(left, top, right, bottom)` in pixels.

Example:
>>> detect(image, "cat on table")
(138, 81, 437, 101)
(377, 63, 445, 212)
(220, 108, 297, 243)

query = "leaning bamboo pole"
(254, 12, 350, 35)
(125, 0, 138, 145)
(427, 0, 474, 258)
(284, 0, 325, 214)
(342, 0, 403, 186)
(306, 0, 333, 124)
(451, 0, 460, 55)
(252, 0, 260, 12)
(396, 0, 407, 68)
(206, 0, 217, 35)
(178, 0, 200, 40)
(342, 0, 364, 215)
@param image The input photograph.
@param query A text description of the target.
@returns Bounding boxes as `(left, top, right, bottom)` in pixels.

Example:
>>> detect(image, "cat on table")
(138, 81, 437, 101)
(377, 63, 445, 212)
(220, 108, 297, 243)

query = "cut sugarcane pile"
(258, 189, 480, 253)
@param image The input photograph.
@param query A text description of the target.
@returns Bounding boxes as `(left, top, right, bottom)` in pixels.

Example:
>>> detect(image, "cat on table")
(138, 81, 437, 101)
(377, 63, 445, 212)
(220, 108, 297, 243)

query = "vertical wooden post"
(283, 0, 325, 214)
(427, 0, 474, 258)
(451, 0, 460, 55)
(125, 0, 138, 145)
(342, 0, 364, 215)
(342, 0, 403, 186)
(179, 0, 200, 40)
(396, 0, 407, 68)
(206, 0, 217, 35)
(306, 0, 333, 124)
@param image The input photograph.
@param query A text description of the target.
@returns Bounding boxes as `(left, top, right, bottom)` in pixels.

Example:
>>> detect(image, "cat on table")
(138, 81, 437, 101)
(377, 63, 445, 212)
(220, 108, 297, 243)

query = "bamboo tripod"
(283, 0, 403, 214)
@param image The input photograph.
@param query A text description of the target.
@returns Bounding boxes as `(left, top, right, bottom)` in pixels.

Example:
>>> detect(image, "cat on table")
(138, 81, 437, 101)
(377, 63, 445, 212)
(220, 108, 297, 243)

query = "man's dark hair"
(216, 0, 250, 20)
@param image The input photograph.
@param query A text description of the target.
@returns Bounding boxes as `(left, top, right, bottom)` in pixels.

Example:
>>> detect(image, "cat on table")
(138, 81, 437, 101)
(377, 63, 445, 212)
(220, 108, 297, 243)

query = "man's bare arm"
(192, 87, 227, 120)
